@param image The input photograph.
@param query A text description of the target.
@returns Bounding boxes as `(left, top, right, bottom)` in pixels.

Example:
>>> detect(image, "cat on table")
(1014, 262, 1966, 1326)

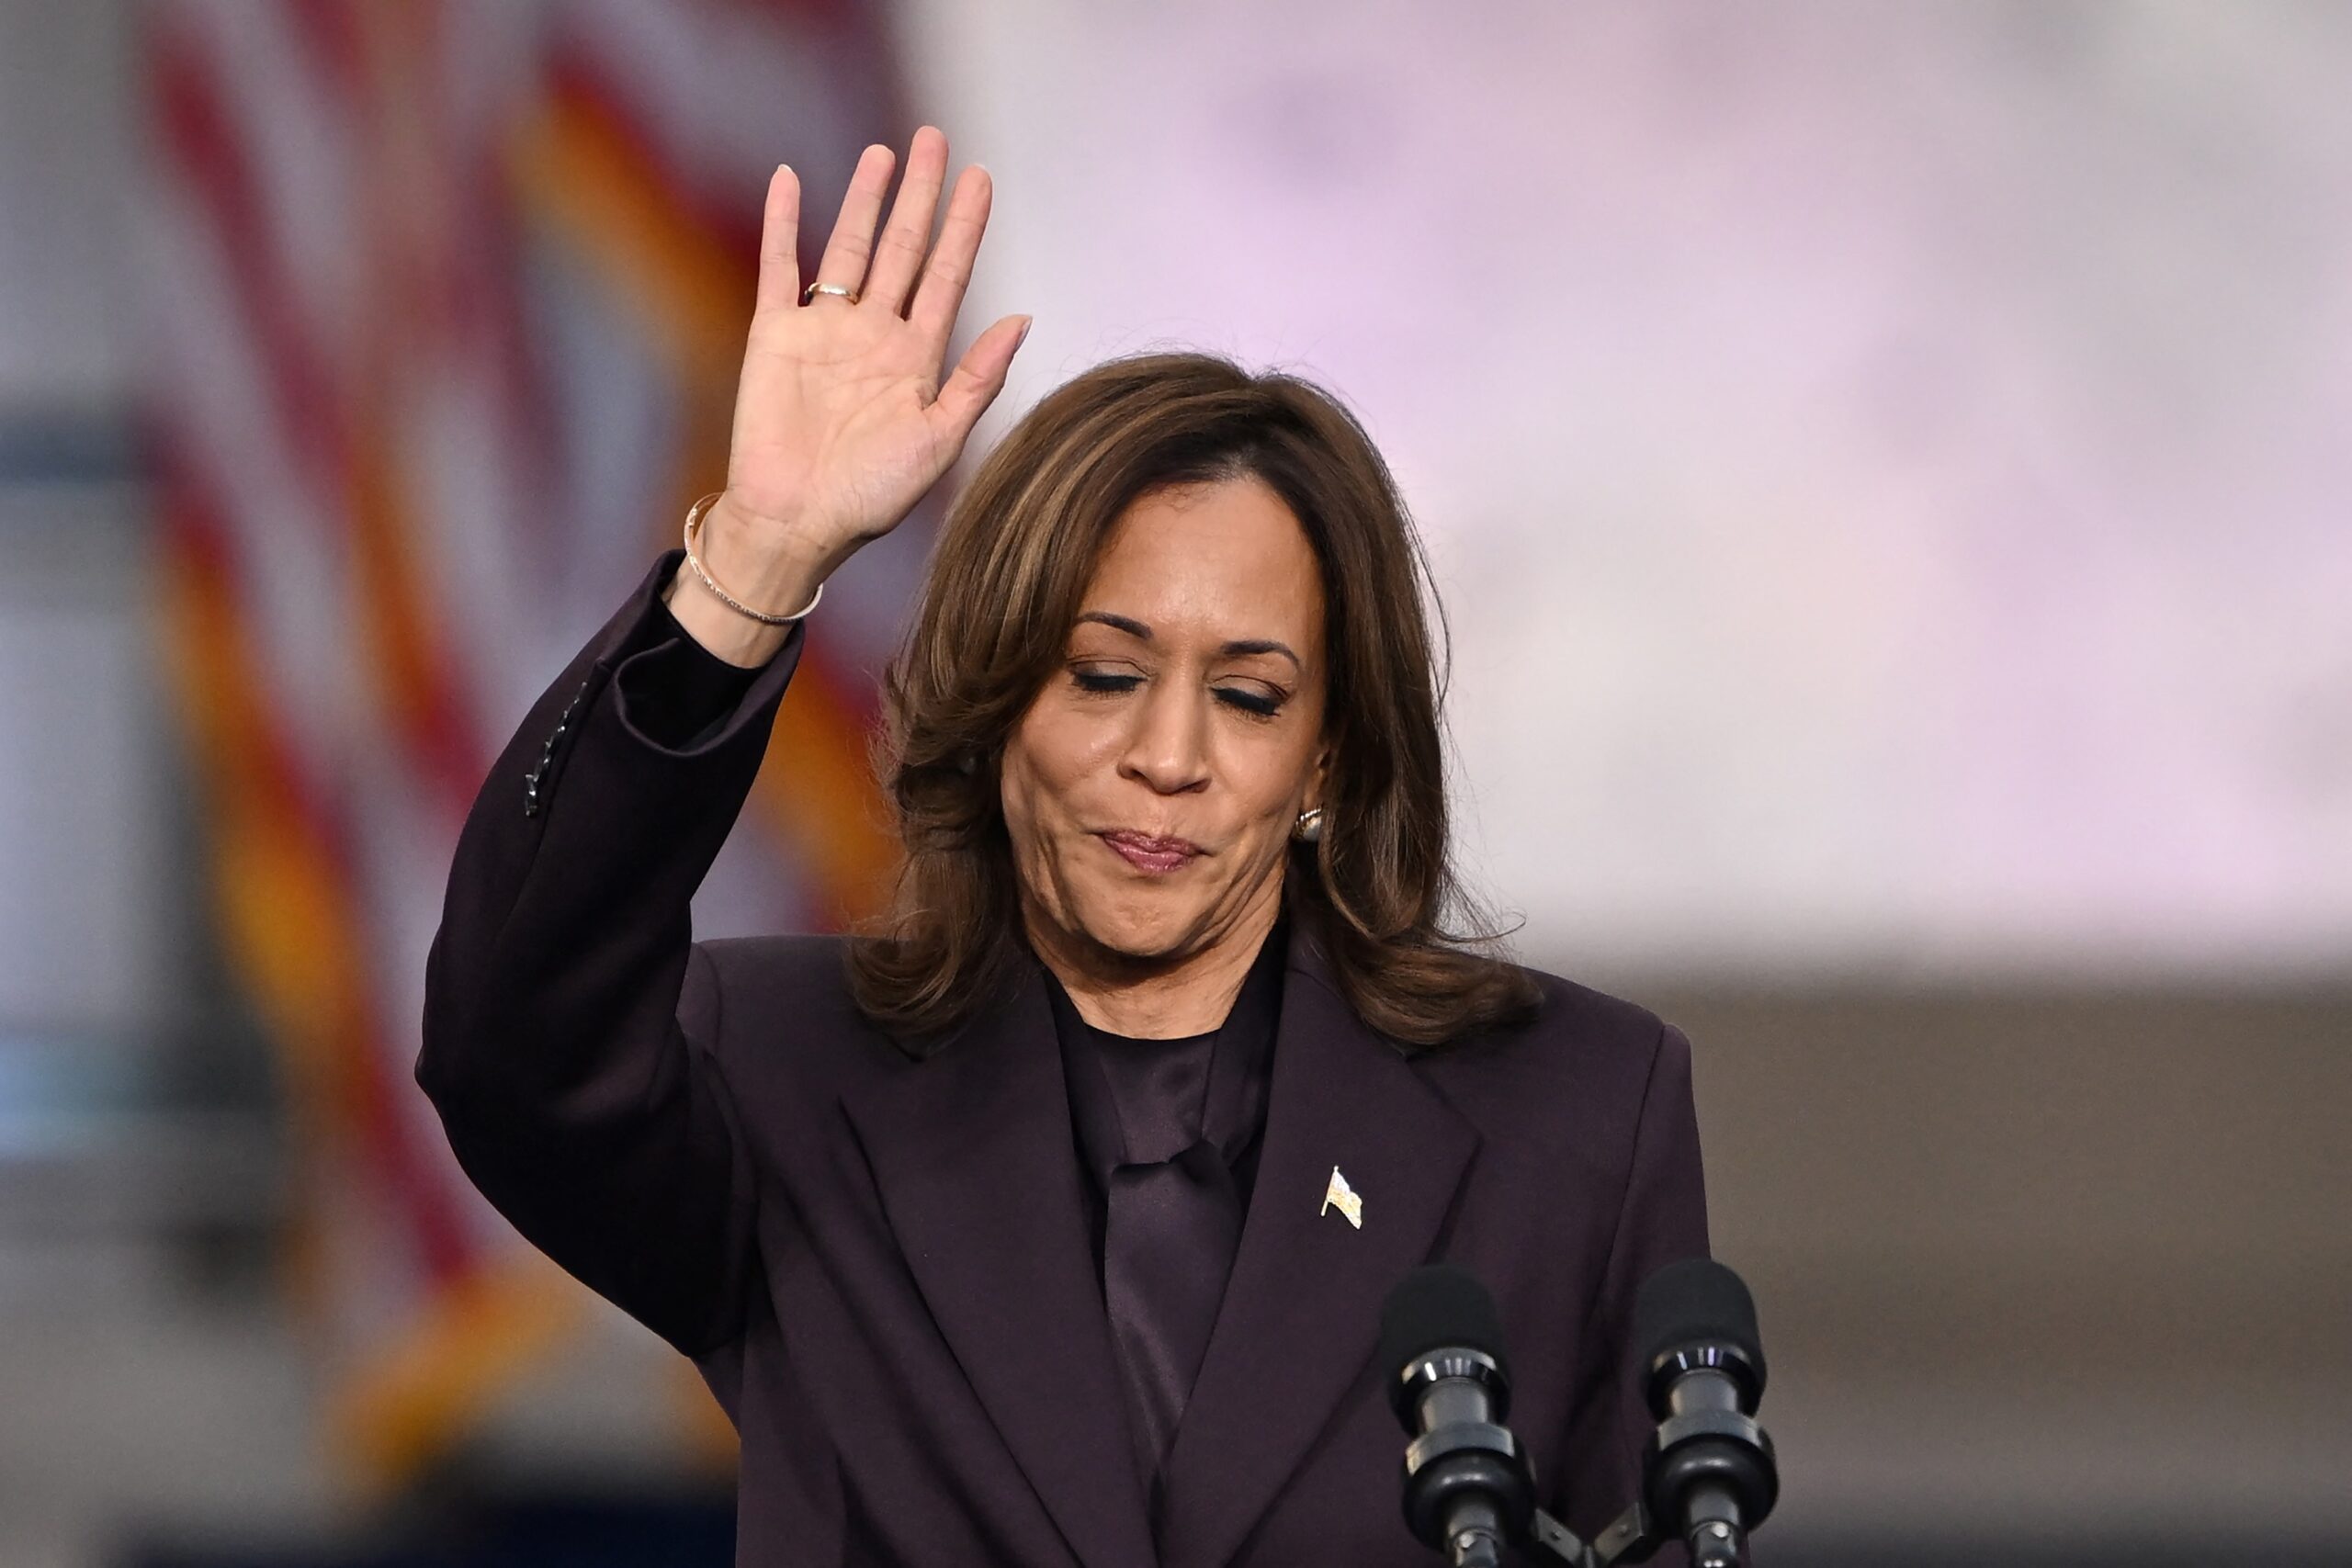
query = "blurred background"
(2, 1, 2346, 1564)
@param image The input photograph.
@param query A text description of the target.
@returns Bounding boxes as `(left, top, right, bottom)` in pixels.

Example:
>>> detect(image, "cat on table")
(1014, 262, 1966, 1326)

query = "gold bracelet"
(680, 491, 824, 626)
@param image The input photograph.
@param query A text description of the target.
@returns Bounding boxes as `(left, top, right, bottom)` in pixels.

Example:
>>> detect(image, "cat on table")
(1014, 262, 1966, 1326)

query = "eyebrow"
(1074, 611, 1302, 672)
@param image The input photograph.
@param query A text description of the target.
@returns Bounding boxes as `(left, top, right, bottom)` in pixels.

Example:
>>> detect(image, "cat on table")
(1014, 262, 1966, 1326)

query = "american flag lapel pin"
(1320, 1165, 1363, 1229)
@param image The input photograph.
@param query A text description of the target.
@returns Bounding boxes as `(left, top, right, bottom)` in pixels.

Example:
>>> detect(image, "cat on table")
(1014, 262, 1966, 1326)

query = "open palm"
(718, 126, 1030, 568)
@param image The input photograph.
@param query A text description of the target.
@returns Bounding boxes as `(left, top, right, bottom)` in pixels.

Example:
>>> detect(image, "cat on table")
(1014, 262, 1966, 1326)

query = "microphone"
(1378, 1265, 1535, 1568)
(1630, 1259, 1779, 1568)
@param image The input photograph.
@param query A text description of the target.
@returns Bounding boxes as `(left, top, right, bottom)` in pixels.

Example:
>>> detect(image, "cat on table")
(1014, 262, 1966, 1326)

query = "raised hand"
(669, 125, 1030, 664)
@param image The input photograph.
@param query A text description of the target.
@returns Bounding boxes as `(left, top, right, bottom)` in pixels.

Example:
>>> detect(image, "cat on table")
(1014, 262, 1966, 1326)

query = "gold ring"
(803, 281, 859, 304)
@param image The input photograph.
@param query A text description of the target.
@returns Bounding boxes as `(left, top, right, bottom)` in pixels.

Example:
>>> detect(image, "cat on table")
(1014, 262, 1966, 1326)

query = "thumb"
(931, 313, 1032, 442)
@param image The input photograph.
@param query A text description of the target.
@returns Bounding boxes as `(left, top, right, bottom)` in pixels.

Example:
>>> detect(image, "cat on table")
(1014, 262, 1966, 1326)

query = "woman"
(418, 127, 1708, 1568)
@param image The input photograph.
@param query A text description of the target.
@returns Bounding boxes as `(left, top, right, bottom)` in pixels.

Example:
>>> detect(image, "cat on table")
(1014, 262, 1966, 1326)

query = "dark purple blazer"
(418, 549, 1711, 1568)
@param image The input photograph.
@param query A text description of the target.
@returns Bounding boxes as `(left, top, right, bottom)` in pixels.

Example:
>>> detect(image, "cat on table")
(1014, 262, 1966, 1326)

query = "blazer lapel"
(1156, 920, 1482, 1568)
(841, 964, 1156, 1568)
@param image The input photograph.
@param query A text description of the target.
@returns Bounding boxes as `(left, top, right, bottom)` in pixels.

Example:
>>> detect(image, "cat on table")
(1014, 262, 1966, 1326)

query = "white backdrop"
(903, 0, 2352, 979)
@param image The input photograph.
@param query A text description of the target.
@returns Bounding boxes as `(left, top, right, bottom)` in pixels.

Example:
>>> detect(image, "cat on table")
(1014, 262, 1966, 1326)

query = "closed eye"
(1216, 686, 1283, 717)
(1071, 667, 1287, 718)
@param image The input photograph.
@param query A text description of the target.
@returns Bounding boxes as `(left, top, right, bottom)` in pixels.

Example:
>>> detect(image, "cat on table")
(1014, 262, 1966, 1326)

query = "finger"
(861, 126, 949, 316)
(928, 312, 1032, 444)
(811, 142, 894, 301)
(907, 164, 993, 348)
(752, 164, 802, 316)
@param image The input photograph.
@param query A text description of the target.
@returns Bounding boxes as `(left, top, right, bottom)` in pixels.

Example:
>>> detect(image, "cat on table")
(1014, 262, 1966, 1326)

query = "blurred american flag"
(138, 0, 911, 1489)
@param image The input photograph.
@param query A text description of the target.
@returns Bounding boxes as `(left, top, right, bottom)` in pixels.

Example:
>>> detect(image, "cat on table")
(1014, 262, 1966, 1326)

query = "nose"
(1117, 678, 1212, 795)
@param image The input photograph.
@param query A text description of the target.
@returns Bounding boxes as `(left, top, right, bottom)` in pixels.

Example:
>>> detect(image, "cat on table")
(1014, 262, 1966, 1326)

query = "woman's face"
(1001, 475, 1330, 972)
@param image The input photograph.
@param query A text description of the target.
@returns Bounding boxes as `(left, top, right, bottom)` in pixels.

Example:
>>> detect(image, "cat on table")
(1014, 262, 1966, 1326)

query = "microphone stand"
(1520, 1498, 1742, 1568)
(1518, 1502, 1655, 1568)
(1515, 1397, 1770, 1568)
(1402, 1407, 1762, 1568)
(1519, 1348, 1775, 1568)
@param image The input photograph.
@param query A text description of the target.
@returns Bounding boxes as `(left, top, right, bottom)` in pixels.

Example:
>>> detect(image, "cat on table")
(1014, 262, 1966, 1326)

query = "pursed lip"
(1096, 829, 1204, 874)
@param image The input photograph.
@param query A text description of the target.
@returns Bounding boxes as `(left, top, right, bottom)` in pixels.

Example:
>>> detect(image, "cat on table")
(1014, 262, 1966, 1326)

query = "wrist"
(695, 493, 835, 615)
(662, 565, 794, 670)
(662, 502, 826, 669)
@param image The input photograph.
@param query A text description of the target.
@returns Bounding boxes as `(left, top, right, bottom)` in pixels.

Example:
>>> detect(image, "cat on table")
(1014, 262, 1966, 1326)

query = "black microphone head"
(1633, 1258, 1766, 1414)
(1378, 1264, 1511, 1427)
(1380, 1263, 1508, 1370)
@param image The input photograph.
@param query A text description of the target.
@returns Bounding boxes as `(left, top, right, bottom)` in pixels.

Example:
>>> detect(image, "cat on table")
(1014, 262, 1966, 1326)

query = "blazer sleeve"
(415, 547, 803, 1359)
(1552, 1021, 1713, 1559)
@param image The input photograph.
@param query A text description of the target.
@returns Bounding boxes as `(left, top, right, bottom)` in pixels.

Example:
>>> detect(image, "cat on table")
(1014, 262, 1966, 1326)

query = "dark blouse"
(642, 596, 1283, 1516)
(1044, 927, 1283, 1513)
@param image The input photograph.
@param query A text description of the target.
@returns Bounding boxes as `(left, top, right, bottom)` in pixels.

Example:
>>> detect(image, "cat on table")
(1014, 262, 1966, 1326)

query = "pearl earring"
(1293, 807, 1325, 844)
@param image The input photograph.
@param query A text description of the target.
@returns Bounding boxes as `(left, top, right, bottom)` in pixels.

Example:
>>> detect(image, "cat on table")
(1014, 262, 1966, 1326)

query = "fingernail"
(1015, 317, 1033, 350)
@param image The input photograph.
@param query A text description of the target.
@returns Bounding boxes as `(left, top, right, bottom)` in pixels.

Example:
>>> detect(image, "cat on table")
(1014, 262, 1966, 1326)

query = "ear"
(1303, 737, 1335, 814)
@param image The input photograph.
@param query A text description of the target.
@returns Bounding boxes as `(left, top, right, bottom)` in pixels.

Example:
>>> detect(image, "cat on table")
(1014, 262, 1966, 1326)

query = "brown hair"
(846, 350, 1540, 1048)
